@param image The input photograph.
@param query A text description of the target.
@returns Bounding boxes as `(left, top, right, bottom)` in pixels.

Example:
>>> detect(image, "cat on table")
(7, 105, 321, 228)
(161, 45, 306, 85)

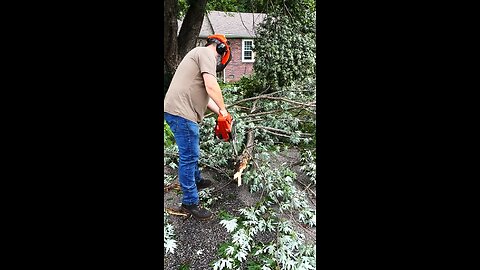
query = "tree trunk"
(177, 0, 208, 60)
(164, 0, 179, 75)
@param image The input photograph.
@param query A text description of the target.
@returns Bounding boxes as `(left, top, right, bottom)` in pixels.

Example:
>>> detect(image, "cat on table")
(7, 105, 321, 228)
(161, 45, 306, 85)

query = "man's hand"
(214, 111, 234, 142)
(219, 109, 228, 117)
(225, 112, 232, 125)
(218, 111, 232, 125)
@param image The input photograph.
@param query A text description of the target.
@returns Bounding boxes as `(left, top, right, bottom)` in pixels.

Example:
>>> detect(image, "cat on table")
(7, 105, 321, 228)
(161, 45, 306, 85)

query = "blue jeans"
(164, 113, 202, 205)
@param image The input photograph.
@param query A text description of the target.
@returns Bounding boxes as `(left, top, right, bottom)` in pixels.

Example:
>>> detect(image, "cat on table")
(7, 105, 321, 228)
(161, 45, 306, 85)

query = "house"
(178, 11, 266, 83)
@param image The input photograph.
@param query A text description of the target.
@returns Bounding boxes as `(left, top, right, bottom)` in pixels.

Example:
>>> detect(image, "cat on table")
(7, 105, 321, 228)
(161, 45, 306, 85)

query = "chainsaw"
(214, 113, 238, 156)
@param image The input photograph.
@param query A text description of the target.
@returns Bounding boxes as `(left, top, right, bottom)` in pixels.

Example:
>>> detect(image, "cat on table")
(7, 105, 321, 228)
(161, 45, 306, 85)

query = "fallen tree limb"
(259, 129, 291, 138)
(226, 90, 282, 108)
(165, 207, 189, 217)
(230, 95, 315, 109)
(247, 105, 314, 118)
(233, 101, 260, 187)
(295, 178, 317, 200)
(248, 117, 314, 123)
(255, 126, 315, 137)
(233, 128, 255, 186)
(261, 97, 315, 107)
(231, 105, 252, 111)
(204, 92, 315, 119)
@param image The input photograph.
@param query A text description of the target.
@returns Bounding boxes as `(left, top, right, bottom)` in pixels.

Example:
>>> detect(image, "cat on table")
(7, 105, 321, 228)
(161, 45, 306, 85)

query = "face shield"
(216, 49, 231, 72)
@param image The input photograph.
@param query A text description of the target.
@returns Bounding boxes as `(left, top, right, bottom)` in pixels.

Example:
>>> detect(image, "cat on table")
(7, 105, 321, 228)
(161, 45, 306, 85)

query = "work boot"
(196, 179, 212, 190)
(181, 204, 212, 220)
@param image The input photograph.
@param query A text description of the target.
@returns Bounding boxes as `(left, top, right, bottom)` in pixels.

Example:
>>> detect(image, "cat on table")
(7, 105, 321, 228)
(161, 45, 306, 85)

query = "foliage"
(178, 0, 247, 18)
(253, 5, 316, 89)
(241, 0, 315, 14)
(207, 0, 244, 12)
(164, 120, 175, 147)
(213, 195, 316, 270)
(198, 187, 222, 209)
(236, 75, 264, 98)
(300, 150, 316, 185)
(164, 210, 177, 255)
(177, 0, 189, 19)
(178, 0, 317, 17)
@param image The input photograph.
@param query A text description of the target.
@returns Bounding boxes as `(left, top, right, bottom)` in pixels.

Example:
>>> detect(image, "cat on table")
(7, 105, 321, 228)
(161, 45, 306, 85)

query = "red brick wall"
(224, 39, 255, 83)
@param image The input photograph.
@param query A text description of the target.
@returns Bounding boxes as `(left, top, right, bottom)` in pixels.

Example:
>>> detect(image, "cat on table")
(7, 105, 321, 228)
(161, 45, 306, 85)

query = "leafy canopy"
(253, 1, 316, 89)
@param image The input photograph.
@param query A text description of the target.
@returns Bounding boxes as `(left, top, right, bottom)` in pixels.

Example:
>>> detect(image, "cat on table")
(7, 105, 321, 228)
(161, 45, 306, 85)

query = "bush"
(164, 120, 175, 147)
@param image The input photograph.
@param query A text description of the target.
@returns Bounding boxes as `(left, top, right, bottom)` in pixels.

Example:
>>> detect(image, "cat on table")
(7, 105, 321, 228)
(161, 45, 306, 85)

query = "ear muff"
(216, 42, 227, 55)
(206, 35, 231, 72)
(208, 38, 227, 56)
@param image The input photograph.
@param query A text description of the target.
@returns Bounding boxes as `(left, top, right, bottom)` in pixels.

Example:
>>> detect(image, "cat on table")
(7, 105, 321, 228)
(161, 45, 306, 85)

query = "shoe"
(196, 179, 212, 190)
(181, 204, 212, 220)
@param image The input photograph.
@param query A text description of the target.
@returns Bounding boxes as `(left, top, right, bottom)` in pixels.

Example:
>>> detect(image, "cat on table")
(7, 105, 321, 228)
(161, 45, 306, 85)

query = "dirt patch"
(164, 169, 253, 270)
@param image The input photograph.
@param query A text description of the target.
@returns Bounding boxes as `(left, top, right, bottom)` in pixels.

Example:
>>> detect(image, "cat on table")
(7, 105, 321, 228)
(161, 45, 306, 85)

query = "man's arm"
(203, 73, 228, 116)
(207, 98, 220, 115)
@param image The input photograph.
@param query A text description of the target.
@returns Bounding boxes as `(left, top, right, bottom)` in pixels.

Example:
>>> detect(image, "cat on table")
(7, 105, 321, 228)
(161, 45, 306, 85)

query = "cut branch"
(259, 129, 291, 138)
(233, 128, 255, 186)
(233, 104, 259, 187)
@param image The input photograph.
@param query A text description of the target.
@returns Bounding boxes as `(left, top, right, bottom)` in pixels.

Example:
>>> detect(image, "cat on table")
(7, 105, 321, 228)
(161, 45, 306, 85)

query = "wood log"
(233, 129, 255, 186)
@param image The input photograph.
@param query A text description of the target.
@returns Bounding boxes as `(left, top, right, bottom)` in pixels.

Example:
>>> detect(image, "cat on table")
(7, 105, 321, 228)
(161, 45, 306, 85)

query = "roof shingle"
(178, 11, 266, 38)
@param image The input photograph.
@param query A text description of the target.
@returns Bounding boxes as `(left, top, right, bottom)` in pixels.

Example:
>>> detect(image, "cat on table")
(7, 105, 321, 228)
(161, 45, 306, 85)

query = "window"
(242, 39, 254, 62)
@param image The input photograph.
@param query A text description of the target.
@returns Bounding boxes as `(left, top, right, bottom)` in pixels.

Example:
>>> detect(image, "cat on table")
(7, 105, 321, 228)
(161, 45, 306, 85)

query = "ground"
(164, 148, 316, 270)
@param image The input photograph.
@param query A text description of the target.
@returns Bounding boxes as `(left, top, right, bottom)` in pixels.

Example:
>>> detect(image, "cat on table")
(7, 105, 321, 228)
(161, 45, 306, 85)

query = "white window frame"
(242, 39, 255, 62)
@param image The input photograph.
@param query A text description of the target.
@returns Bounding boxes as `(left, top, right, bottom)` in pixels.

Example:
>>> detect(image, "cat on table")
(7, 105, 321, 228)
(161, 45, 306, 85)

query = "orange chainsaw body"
(214, 114, 234, 142)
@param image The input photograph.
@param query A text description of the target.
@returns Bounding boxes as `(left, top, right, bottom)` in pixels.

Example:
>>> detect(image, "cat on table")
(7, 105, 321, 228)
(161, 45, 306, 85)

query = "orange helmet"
(207, 34, 231, 70)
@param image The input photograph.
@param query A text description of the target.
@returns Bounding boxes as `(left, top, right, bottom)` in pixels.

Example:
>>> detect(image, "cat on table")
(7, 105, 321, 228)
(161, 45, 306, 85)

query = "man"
(164, 34, 233, 220)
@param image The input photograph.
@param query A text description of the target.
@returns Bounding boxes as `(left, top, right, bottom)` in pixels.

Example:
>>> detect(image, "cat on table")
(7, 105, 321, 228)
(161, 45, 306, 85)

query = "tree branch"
(247, 105, 308, 117)
(233, 128, 255, 186)
(261, 97, 315, 107)
(255, 126, 314, 137)
(258, 128, 290, 138)
(226, 89, 281, 108)
(229, 94, 315, 108)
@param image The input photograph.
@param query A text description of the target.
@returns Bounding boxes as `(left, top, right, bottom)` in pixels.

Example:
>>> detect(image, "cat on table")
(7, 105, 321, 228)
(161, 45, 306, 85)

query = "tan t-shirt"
(164, 47, 216, 123)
